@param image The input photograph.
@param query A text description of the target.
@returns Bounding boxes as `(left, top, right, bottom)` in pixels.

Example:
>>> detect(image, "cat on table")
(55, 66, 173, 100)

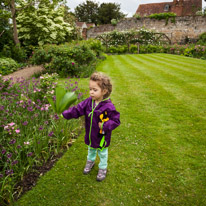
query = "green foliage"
(86, 39, 104, 56)
(74, 1, 125, 25)
(130, 44, 138, 53)
(197, 32, 206, 45)
(74, 0, 99, 24)
(148, 12, 176, 25)
(29, 42, 98, 77)
(104, 43, 206, 60)
(16, 2, 73, 46)
(133, 14, 141, 19)
(98, 3, 125, 25)
(0, 7, 14, 53)
(97, 29, 168, 52)
(0, 58, 19, 75)
(111, 19, 117, 26)
(48, 86, 77, 114)
(108, 45, 127, 54)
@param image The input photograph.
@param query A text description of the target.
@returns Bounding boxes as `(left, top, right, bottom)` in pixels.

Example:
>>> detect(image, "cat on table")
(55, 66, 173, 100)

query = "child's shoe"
(83, 160, 95, 174)
(96, 169, 107, 181)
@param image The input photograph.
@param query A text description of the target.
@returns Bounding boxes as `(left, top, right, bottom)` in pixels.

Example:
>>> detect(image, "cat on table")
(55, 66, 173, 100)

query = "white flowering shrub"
(17, 3, 73, 46)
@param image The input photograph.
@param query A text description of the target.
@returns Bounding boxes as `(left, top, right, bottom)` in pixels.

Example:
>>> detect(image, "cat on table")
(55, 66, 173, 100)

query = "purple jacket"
(62, 97, 120, 149)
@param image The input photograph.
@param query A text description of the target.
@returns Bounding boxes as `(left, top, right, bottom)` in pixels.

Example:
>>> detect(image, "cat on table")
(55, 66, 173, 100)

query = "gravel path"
(3, 66, 44, 82)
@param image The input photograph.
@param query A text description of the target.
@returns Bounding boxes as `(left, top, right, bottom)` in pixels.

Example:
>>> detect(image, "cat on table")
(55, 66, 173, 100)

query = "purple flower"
(17, 145, 22, 149)
(0, 174, 3, 178)
(0, 105, 4, 111)
(44, 121, 49, 125)
(5, 169, 13, 176)
(7, 153, 12, 159)
(39, 126, 43, 130)
(54, 114, 59, 120)
(22, 121, 28, 126)
(9, 139, 16, 144)
(72, 62, 75, 65)
(2, 149, 6, 154)
(48, 131, 54, 137)
(15, 129, 20, 134)
(27, 152, 33, 157)
(27, 106, 33, 112)
(12, 160, 19, 165)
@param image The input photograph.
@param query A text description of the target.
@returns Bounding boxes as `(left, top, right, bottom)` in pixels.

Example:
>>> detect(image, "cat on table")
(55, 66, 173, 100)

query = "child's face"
(89, 80, 107, 103)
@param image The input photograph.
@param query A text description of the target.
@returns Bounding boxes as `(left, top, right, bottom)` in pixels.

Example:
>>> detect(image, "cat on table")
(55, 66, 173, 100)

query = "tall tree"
(97, 3, 126, 25)
(16, 1, 73, 46)
(0, 2, 13, 51)
(74, 0, 99, 24)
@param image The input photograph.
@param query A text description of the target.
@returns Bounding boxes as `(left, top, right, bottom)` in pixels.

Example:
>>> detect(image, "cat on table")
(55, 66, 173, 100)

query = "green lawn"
(15, 54, 206, 206)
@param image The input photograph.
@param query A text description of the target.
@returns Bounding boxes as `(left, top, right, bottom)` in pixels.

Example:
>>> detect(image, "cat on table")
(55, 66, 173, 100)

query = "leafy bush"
(29, 43, 97, 77)
(0, 45, 27, 63)
(148, 12, 176, 25)
(130, 45, 138, 53)
(111, 19, 117, 26)
(108, 45, 127, 54)
(0, 58, 19, 75)
(197, 32, 206, 45)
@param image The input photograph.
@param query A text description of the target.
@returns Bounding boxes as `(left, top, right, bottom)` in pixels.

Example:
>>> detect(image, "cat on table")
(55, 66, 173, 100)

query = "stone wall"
(87, 16, 206, 44)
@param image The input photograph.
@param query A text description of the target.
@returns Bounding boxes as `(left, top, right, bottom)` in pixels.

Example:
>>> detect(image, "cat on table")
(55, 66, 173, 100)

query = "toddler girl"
(62, 72, 120, 181)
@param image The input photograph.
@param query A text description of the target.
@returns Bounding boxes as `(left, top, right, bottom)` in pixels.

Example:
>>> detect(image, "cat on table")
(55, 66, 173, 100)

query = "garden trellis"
(96, 29, 171, 52)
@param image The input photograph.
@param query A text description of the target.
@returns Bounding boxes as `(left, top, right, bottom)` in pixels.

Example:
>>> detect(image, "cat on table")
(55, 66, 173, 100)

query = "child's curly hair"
(90, 72, 112, 98)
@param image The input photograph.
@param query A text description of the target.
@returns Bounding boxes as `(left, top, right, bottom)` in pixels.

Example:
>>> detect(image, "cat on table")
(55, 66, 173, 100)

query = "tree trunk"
(10, 0, 20, 46)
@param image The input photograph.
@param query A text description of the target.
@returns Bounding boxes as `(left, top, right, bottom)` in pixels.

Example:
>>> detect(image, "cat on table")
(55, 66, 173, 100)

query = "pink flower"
(8, 122, 15, 127)
(15, 129, 20, 133)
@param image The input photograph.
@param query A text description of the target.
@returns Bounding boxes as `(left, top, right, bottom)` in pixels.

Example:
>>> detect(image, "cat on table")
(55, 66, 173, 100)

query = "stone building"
(136, 0, 202, 17)
(75, 22, 95, 39)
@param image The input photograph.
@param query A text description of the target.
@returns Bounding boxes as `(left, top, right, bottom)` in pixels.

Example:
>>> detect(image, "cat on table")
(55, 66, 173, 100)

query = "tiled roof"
(136, 0, 202, 17)
(136, 2, 173, 16)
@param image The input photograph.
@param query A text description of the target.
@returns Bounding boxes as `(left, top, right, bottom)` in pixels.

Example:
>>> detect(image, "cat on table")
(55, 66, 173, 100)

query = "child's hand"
(98, 122, 102, 129)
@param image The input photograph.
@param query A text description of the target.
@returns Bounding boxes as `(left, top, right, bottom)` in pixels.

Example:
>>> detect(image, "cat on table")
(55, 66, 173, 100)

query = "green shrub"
(148, 12, 176, 25)
(197, 32, 206, 45)
(130, 45, 138, 53)
(111, 19, 117, 26)
(0, 58, 19, 75)
(29, 43, 97, 77)
(0, 45, 27, 63)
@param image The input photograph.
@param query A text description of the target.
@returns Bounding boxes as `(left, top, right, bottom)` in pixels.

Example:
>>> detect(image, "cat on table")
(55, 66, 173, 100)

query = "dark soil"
(13, 152, 64, 202)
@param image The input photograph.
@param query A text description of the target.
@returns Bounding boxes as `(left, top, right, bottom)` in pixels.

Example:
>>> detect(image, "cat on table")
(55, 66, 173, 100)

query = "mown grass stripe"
(143, 54, 206, 82)
(133, 54, 206, 85)
(116, 55, 206, 139)
(154, 53, 206, 70)
(125, 54, 206, 118)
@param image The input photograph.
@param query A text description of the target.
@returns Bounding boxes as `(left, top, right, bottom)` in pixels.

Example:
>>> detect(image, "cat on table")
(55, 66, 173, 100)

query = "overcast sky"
(67, 0, 206, 17)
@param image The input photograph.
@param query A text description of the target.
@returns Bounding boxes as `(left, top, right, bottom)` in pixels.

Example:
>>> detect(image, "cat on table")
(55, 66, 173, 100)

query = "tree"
(0, 2, 13, 52)
(16, 1, 73, 46)
(74, 0, 99, 24)
(97, 3, 126, 25)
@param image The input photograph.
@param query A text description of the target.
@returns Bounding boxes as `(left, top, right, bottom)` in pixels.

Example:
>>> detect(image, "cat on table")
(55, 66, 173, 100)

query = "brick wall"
(87, 16, 206, 44)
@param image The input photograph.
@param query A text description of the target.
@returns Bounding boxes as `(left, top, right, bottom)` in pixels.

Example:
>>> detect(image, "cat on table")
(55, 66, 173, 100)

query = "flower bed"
(0, 73, 84, 204)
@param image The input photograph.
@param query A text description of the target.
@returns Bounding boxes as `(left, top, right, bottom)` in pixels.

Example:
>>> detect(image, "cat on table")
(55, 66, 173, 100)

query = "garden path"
(3, 66, 44, 82)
